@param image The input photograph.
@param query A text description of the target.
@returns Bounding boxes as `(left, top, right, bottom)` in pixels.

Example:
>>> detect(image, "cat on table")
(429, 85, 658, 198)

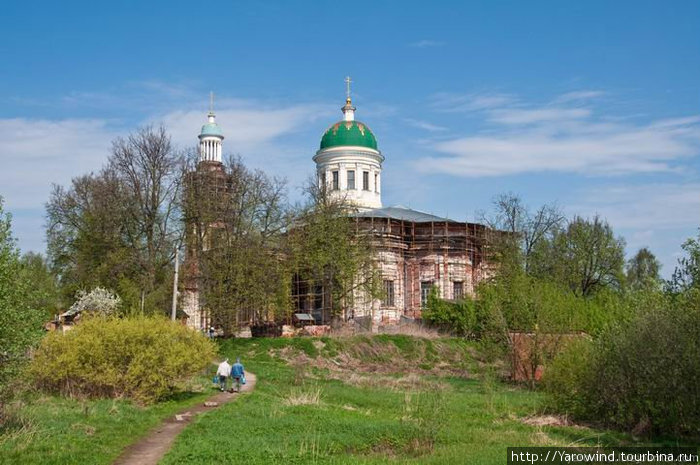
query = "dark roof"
(351, 205, 457, 223)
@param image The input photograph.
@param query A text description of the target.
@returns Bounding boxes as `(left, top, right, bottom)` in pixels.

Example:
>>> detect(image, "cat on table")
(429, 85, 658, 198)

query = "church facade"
(183, 86, 492, 330)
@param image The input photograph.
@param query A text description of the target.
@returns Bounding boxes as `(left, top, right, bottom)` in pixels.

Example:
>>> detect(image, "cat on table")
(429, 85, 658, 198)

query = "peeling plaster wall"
(349, 219, 489, 323)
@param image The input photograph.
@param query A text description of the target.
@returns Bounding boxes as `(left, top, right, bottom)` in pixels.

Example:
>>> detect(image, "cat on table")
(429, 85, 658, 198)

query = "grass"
(159, 336, 638, 465)
(0, 379, 213, 465)
(0, 335, 671, 464)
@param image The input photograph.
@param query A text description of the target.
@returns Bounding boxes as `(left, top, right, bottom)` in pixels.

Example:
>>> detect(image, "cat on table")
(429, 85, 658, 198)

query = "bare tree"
(481, 192, 565, 273)
(110, 126, 183, 296)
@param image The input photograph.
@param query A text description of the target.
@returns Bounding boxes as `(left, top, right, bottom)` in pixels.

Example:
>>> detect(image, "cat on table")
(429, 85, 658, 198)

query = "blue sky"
(1, 0, 699, 277)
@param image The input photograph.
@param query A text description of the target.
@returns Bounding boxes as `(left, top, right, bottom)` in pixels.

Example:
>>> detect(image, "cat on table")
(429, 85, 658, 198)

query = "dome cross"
(345, 76, 352, 101)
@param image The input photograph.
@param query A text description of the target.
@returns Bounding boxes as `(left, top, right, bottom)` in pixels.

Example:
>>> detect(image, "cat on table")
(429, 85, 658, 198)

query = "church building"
(183, 84, 492, 330)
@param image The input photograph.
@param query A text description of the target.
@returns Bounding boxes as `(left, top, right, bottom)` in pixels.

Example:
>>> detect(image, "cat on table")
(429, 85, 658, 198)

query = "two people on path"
(216, 357, 245, 392)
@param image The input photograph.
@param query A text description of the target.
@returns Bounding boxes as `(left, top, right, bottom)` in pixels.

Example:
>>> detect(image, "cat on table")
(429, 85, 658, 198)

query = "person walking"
(230, 357, 245, 393)
(216, 358, 231, 392)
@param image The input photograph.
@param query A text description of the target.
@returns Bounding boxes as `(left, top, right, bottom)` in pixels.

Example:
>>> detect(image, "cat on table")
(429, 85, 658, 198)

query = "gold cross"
(344, 76, 352, 100)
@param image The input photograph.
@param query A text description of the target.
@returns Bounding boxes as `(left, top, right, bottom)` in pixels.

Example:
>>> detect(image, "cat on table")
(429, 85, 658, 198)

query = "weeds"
(283, 386, 323, 407)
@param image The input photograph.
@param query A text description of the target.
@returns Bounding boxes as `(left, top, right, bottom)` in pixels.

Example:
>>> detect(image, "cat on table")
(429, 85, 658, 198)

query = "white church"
(183, 82, 491, 331)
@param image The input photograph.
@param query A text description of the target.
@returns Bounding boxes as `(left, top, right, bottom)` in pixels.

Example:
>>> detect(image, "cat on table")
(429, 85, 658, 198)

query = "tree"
(47, 126, 182, 314)
(69, 287, 121, 316)
(19, 252, 62, 317)
(0, 197, 45, 421)
(482, 192, 564, 274)
(286, 177, 381, 323)
(183, 155, 290, 332)
(668, 231, 700, 293)
(626, 247, 662, 291)
(46, 170, 127, 304)
(535, 215, 626, 297)
(109, 126, 183, 304)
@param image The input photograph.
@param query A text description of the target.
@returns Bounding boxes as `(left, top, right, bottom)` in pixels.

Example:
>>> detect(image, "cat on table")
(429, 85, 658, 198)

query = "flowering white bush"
(69, 287, 121, 316)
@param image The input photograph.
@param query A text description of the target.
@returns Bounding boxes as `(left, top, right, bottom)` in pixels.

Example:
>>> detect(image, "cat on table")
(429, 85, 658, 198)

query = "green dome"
(200, 122, 224, 137)
(320, 120, 378, 150)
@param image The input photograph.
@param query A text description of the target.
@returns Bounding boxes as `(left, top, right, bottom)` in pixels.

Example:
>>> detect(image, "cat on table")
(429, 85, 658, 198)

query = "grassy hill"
(162, 335, 634, 465)
(1, 334, 655, 465)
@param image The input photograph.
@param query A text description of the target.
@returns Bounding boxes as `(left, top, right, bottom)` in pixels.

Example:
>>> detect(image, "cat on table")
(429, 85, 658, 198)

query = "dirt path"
(113, 373, 257, 465)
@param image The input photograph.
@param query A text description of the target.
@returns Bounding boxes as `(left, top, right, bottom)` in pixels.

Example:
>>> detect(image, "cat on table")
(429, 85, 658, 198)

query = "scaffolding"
(290, 214, 491, 323)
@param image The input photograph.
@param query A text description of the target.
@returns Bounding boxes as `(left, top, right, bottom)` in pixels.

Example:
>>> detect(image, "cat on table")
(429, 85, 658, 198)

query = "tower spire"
(198, 92, 224, 164)
(342, 76, 356, 122)
(345, 76, 352, 101)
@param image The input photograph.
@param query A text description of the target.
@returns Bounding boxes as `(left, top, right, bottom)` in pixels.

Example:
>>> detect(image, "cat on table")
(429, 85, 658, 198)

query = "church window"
(320, 172, 326, 189)
(374, 173, 379, 192)
(347, 170, 355, 190)
(332, 171, 339, 190)
(453, 281, 464, 300)
(363, 171, 369, 190)
(420, 281, 433, 308)
(382, 280, 395, 307)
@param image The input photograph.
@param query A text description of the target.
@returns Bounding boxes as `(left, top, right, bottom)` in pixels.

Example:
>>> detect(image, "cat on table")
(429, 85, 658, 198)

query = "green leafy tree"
(286, 179, 381, 323)
(669, 230, 700, 293)
(532, 215, 626, 297)
(0, 198, 45, 421)
(47, 126, 182, 314)
(626, 247, 662, 291)
(18, 252, 62, 318)
(183, 156, 290, 332)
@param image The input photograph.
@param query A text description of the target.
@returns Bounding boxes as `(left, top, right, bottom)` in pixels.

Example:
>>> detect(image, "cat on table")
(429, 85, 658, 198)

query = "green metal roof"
(320, 120, 377, 150)
(200, 122, 224, 137)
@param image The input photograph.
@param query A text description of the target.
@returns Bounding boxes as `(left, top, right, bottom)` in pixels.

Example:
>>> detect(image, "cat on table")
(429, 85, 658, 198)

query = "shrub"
(29, 316, 217, 404)
(540, 338, 594, 418)
(422, 287, 477, 337)
(544, 290, 700, 438)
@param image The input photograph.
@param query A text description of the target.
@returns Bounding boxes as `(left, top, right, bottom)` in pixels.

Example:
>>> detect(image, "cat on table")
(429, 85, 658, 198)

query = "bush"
(29, 316, 217, 404)
(540, 338, 594, 418)
(422, 287, 477, 337)
(544, 290, 700, 438)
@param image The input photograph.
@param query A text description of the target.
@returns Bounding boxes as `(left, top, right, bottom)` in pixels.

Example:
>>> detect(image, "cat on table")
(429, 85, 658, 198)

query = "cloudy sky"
(1, 0, 699, 277)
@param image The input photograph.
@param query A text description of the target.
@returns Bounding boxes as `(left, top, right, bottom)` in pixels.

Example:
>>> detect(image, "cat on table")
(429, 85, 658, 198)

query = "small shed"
(293, 313, 316, 327)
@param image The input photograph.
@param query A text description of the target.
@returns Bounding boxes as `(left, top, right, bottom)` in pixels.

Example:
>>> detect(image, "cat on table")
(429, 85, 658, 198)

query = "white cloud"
(488, 107, 591, 125)
(0, 118, 118, 210)
(409, 39, 444, 48)
(553, 90, 605, 103)
(567, 183, 700, 277)
(430, 92, 515, 113)
(157, 100, 329, 153)
(1, 96, 332, 253)
(403, 118, 447, 132)
(417, 92, 700, 177)
(569, 183, 700, 231)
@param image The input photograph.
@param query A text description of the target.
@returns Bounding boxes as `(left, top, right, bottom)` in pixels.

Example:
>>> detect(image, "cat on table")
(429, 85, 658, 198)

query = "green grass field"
(0, 379, 211, 465)
(0, 335, 653, 465)
(161, 336, 634, 465)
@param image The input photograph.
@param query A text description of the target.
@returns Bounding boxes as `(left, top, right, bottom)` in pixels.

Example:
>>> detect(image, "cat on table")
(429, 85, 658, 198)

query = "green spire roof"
(320, 120, 378, 150)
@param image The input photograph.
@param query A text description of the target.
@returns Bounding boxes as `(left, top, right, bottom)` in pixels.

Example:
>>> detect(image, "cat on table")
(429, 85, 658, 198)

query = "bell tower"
(198, 92, 224, 163)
